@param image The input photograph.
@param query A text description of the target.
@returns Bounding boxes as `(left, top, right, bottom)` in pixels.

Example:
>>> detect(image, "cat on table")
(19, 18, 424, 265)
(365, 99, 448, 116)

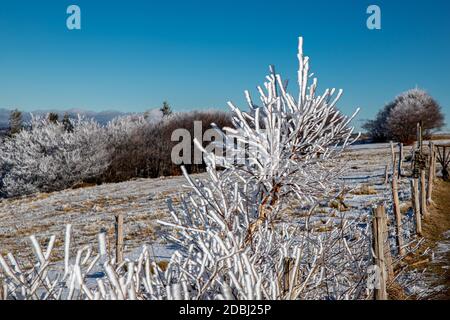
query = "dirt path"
(412, 179, 450, 299)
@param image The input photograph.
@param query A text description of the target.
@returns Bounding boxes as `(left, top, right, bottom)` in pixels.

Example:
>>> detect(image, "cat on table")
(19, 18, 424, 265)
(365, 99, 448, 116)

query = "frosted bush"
(152, 36, 366, 299)
(0, 116, 109, 197)
(0, 112, 163, 197)
(106, 114, 159, 147)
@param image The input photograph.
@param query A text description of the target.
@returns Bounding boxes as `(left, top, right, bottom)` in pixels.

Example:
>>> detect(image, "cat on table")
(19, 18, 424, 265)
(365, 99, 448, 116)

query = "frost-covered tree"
(0, 37, 373, 300)
(105, 114, 150, 147)
(62, 113, 74, 132)
(0, 116, 110, 197)
(143, 108, 164, 121)
(363, 89, 444, 143)
(387, 89, 444, 143)
(102, 114, 153, 180)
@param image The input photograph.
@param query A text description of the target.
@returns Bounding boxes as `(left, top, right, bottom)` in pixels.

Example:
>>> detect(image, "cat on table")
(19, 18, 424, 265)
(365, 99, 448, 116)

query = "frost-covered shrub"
(0, 109, 233, 197)
(0, 116, 109, 197)
(0, 111, 169, 197)
(152, 36, 366, 299)
(106, 113, 159, 147)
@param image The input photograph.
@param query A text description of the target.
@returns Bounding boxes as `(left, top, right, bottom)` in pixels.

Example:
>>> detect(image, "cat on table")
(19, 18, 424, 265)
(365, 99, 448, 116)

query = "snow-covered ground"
(0, 142, 408, 259)
(0, 141, 448, 297)
(0, 144, 409, 255)
(0, 174, 205, 262)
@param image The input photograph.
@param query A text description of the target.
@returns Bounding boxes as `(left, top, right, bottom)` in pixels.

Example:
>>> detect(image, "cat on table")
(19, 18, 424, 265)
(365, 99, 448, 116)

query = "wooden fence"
(371, 123, 437, 300)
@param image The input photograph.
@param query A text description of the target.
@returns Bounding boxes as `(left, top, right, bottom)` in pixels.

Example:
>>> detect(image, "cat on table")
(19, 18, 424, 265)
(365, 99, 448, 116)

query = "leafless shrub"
(102, 110, 232, 182)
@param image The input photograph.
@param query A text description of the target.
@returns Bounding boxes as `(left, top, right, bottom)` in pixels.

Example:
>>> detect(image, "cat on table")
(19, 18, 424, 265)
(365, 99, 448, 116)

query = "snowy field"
(0, 141, 448, 297)
(0, 142, 415, 260)
(0, 173, 197, 262)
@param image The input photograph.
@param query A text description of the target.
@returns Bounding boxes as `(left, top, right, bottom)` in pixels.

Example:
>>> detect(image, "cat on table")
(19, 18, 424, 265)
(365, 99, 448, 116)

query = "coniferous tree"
(62, 113, 74, 132)
(160, 101, 172, 117)
(48, 112, 59, 124)
(9, 109, 23, 135)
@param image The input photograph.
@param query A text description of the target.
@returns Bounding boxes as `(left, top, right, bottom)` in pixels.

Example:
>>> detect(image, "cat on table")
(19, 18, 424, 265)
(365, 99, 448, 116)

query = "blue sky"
(0, 0, 449, 129)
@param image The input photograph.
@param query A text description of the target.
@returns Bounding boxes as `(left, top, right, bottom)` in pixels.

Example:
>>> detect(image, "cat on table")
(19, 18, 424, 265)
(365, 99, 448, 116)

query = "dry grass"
(422, 179, 450, 242)
(328, 199, 350, 212)
(157, 260, 169, 271)
(314, 225, 335, 233)
(431, 134, 450, 141)
(71, 182, 98, 190)
(402, 178, 450, 299)
(350, 185, 377, 195)
(315, 207, 329, 214)
(146, 260, 170, 274)
(13, 223, 53, 238)
(387, 281, 408, 300)
(400, 203, 411, 215)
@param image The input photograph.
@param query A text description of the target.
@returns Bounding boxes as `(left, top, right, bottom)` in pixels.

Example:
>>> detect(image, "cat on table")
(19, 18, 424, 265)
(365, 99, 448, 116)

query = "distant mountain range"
(0, 108, 150, 128)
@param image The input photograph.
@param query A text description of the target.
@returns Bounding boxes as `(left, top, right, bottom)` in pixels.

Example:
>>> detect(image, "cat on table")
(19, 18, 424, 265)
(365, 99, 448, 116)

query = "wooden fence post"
(384, 165, 389, 185)
(420, 169, 428, 218)
(417, 122, 423, 151)
(379, 205, 394, 281)
(282, 257, 295, 296)
(432, 149, 437, 181)
(411, 179, 422, 236)
(428, 141, 437, 181)
(392, 172, 405, 256)
(372, 206, 387, 300)
(427, 144, 434, 206)
(390, 141, 396, 174)
(398, 143, 403, 178)
(115, 213, 124, 265)
(0, 277, 3, 300)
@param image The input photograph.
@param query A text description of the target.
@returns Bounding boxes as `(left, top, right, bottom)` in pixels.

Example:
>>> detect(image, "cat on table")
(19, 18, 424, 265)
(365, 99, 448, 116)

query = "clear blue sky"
(0, 0, 449, 129)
